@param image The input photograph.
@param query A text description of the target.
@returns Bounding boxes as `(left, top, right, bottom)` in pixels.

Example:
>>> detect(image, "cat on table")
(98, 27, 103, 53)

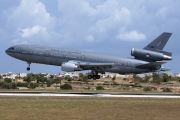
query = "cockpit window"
(8, 47, 14, 50)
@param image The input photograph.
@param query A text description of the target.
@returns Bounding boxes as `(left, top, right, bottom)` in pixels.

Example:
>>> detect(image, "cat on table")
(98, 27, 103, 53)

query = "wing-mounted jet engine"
(61, 61, 83, 72)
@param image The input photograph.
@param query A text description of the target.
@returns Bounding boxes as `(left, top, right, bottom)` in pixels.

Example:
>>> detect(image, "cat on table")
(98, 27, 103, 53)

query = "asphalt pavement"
(0, 92, 180, 98)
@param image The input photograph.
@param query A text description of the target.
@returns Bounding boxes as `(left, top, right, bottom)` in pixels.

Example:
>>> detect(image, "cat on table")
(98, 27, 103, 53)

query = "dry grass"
(0, 97, 180, 120)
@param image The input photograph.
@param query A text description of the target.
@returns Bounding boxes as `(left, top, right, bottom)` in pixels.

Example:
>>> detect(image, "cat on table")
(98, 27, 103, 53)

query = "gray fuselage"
(6, 44, 152, 74)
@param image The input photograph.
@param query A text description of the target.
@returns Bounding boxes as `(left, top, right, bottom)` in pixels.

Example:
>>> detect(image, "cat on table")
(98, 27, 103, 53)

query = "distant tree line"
(0, 73, 180, 90)
(133, 73, 177, 84)
(0, 74, 63, 89)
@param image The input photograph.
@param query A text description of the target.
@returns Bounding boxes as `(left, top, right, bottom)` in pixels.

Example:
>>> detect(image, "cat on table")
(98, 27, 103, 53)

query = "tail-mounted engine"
(131, 48, 172, 62)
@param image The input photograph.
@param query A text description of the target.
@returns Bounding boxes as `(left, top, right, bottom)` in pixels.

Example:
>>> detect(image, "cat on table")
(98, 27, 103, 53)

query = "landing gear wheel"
(89, 75, 101, 80)
(88, 75, 92, 79)
(93, 75, 97, 80)
(27, 62, 31, 71)
(97, 75, 100, 79)
(27, 67, 30, 71)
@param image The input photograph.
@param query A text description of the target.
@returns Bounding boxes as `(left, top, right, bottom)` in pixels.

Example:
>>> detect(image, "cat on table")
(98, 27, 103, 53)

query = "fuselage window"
(8, 47, 14, 50)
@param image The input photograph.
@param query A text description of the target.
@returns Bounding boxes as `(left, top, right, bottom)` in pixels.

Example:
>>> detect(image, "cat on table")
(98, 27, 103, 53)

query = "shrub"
(46, 81, 52, 87)
(143, 86, 152, 92)
(133, 74, 143, 82)
(28, 83, 39, 89)
(152, 73, 162, 84)
(163, 88, 172, 92)
(96, 86, 105, 90)
(144, 75, 151, 82)
(4, 78, 12, 83)
(0, 82, 17, 89)
(151, 87, 157, 91)
(17, 82, 28, 87)
(0, 82, 9, 89)
(112, 82, 119, 85)
(84, 86, 91, 90)
(60, 84, 72, 90)
(10, 83, 17, 89)
(162, 73, 170, 82)
(134, 81, 142, 88)
(0, 82, 4, 87)
(112, 75, 116, 81)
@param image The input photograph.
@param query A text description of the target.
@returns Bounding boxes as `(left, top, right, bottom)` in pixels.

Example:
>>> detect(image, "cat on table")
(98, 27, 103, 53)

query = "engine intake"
(61, 62, 83, 72)
(131, 48, 172, 61)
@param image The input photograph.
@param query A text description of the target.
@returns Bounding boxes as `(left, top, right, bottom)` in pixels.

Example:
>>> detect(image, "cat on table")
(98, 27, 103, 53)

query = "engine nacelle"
(61, 62, 83, 72)
(131, 48, 172, 61)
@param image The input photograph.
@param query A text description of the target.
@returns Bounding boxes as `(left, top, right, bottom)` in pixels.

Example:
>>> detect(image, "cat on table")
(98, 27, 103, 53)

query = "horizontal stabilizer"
(136, 62, 166, 69)
(160, 67, 171, 72)
(156, 50, 172, 57)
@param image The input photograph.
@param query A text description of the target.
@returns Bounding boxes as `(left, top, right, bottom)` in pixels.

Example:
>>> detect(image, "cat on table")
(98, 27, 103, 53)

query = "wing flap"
(67, 60, 115, 72)
(79, 62, 115, 67)
(68, 60, 115, 67)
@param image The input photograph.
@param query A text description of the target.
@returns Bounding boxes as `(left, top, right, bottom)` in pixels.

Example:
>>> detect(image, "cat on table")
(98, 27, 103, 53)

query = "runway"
(0, 92, 180, 98)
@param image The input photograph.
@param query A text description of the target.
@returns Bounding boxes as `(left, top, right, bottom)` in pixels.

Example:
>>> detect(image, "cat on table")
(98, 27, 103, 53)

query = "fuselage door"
(127, 61, 131, 68)
(18, 47, 21, 53)
(17, 47, 22, 58)
(44, 50, 50, 64)
(45, 50, 51, 57)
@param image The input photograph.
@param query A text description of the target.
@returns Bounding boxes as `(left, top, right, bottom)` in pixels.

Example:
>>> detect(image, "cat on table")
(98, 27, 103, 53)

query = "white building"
(58, 72, 79, 78)
(174, 73, 180, 77)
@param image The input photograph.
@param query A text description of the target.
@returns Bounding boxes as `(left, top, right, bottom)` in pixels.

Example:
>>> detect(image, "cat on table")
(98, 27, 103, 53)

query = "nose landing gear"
(27, 62, 31, 71)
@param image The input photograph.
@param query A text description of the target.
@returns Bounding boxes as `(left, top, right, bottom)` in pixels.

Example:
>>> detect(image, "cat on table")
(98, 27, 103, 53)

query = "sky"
(0, 0, 180, 74)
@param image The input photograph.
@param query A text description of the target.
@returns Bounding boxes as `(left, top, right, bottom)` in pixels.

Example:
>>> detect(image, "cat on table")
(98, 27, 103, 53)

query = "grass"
(0, 97, 180, 120)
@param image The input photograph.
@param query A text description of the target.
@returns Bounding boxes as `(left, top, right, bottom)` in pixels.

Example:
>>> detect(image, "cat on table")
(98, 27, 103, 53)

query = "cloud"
(1, 0, 180, 47)
(116, 30, 146, 41)
(86, 34, 94, 42)
(5, 0, 57, 44)
(1, 0, 178, 48)
(20, 25, 47, 38)
(8, 0, 56, 27)
(155, 6, 170, 20)
(58, 0, 96, 17)
(93, 7, 132, 34)
(57, 0, 134, 45)
(0, 0, 180, 73)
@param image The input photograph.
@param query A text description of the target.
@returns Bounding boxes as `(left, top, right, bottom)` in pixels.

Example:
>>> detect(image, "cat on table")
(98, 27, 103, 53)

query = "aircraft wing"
(66, 60, 115, 66)
(63, 60, 115, 73)
(79, 62, 115, 67)
(136, 62, 166, 69)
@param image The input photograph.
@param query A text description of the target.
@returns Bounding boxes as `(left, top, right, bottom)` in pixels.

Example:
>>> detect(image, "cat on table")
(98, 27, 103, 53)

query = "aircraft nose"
(5, 46, 14, 55)
(5, 49, 8, 54)
(5, 49, 9, 54)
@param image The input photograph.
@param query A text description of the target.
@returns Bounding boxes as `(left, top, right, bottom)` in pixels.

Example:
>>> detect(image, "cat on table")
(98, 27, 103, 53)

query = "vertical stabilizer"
(143, 32, 172, 51)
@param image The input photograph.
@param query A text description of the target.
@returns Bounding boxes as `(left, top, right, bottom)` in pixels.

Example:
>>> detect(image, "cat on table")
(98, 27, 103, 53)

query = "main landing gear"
(87, 70, 101, 80)
(27, 62, 31, 71)
(88, 75, 100, 80)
